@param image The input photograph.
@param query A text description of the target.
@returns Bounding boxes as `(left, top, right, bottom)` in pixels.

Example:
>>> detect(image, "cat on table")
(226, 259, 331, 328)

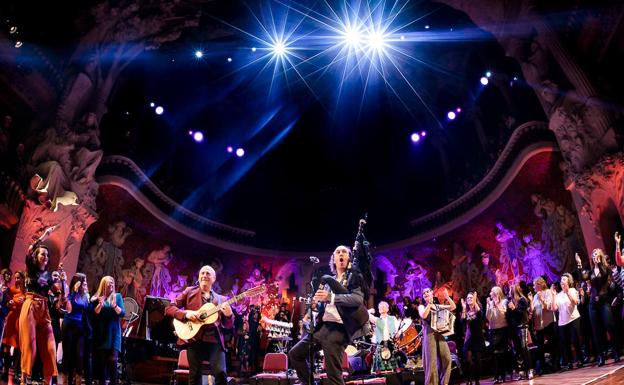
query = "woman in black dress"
(461, 290, 484, 385)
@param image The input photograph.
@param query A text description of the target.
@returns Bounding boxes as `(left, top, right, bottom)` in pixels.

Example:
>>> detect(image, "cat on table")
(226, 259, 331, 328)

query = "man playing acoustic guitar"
(166, 265, 234, 385)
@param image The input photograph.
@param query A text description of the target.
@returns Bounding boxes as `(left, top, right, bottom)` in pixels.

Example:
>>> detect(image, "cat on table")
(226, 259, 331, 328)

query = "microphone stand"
(305, 259, 320, 385)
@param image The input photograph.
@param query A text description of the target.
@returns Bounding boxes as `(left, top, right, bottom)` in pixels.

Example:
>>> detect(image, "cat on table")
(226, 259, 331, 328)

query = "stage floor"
(479, 360, 624, 385)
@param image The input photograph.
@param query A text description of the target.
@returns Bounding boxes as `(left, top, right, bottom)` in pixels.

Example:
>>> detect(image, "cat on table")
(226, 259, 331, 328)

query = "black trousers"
(559, 318, 583, 366)
(95, 349, 118, 385)
(289, 322, 348, 385)
(186, 340, 227, 385)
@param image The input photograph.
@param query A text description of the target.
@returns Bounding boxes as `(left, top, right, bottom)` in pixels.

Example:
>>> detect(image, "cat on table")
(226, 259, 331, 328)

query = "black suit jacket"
(316, 271, 370, 341)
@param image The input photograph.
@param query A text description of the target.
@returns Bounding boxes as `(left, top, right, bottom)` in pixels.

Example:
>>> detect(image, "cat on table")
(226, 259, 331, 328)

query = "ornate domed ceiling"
(5, 0, 600, 251)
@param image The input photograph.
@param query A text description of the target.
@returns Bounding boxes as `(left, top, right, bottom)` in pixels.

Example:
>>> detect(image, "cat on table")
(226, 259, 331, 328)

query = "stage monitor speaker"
(137, 295, 176, 344)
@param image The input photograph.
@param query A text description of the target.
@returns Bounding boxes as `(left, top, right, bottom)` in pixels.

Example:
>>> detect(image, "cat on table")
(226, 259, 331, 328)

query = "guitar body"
(173, 302, 220, 341)
(171, 282, 273, 341)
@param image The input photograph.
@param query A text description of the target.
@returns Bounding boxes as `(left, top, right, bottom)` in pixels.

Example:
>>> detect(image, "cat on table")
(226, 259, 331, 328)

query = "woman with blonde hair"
(587, 248, 621, 365)
(91, 276, 125, 385)
(486, 286, 508, 383)
(553, 273, 584, 369)
(530, 276, 558, 373)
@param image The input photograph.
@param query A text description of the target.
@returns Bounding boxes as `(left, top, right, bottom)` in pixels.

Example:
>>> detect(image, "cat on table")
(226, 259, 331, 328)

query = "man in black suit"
(289, 245, 370, 385)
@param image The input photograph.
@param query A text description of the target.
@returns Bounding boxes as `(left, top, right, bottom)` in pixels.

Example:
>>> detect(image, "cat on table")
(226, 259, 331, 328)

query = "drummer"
(372, 301, 400, 372)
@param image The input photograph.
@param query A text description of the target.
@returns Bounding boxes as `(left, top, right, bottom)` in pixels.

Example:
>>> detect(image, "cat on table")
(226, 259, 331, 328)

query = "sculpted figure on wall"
(146, 244, 174, 298)
(531, 194, 581, 275)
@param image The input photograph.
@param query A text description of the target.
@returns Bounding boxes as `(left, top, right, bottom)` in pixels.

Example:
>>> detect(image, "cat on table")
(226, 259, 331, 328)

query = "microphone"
(309, 256, 320, 264)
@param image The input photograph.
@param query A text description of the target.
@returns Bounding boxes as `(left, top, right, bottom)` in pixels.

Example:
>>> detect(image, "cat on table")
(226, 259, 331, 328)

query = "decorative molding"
(96, 121, 558, 253)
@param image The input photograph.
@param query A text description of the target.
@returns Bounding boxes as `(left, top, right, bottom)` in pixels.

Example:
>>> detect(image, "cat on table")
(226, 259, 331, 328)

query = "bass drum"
(395, 324, 418, 352)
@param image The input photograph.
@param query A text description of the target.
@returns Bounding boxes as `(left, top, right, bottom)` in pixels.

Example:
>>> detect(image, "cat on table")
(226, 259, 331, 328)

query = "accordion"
(431, 305, 456, 336)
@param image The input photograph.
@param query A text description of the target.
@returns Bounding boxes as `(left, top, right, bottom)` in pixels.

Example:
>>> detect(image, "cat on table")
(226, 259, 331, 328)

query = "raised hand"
(615, 231, 621, 244)
(575, 252, 582, 266)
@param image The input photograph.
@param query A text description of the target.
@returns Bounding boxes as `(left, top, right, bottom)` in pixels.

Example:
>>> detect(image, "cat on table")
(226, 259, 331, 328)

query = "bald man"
(166, 265, 233, 385)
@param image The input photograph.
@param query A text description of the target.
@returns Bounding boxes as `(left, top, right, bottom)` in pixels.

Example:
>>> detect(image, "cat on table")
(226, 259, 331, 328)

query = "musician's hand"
(313, 289, 331, 302)
(185, 310, 200, 322)
(222, 302, 233, 317)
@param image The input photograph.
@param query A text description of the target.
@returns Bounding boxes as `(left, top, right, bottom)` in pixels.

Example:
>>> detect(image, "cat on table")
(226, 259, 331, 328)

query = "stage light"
(485, 71, 492, 78)
(150, 102, 155, 108)
(513, 76, 518, 81)
(411, 133, 421, 143)
(456, 107, 462, 113)
(421, 131, 427, 137)
(251, 47, 257, 52)
(400, 35, 405, 40)
(425, 25, 430, 29)
(367, 31, 386, 50)
(236, 148, 245, 157)
(227, 57, 232, 62)
(14, 41, 22, 48)
(447, 111, 456, 120)
(9, 26, 17, 34)
(480, 77, 489, 86)
(188, 130, 194, 135)
(343, 26, 362, 48)
(272, 41, 286, 57)
(195, 50, 203, 59)
(227, 146, 233, 153)
(193, 132, 204, 143)
(155, 106, 164, 115)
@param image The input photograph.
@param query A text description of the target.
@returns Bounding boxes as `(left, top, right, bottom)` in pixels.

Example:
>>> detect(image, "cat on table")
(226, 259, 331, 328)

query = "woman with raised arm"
(587, 248, 621, 366)
(91, 276, 125, 385)
(19, 244, 64, 385)
(461, 290, 484, 385)
(418, 287, 456, 385)
(553, 273, 584, 369)
(485, 286, 508, 384)
(531, 277, 558, 374)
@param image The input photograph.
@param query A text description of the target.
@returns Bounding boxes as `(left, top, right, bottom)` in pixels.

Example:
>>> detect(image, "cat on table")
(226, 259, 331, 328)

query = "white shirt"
(322, 292, 343, 324)
(556, 289, 580, 326)
(532, 290, 556, 330)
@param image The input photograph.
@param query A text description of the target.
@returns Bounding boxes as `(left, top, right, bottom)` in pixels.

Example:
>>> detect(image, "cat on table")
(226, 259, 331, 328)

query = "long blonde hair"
(491, 286, 505, 302)
(94, 276, 116, 306)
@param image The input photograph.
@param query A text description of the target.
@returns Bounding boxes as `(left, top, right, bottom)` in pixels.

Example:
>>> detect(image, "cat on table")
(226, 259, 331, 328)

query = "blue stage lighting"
(155, 106, 164, 115)
(411, 133, 421, 143)
(480, 77, 489, 86)
(272, 41, 287, 57)
(227, 146, 233, 153)
(195, 50, 203, 59)
(485, 71, 492, 78)
(193, 132, 204, 143)
(447, 111, 456, 120)
(236, 148, 245, 157)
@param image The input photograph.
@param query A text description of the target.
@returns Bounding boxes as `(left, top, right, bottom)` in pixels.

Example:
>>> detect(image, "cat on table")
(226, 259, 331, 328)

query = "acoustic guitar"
(173, 283, 270, 340)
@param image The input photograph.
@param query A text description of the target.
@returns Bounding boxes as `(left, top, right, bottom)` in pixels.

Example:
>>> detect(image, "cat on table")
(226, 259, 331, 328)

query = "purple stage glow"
(411, 133, 421, 142)
(193, 132, 204, 143)
(447, 111, 456, 120)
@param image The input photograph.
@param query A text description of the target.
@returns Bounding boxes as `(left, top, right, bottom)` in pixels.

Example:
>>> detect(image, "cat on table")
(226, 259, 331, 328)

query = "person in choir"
(486, 286, 508, 383)
(59, 273, 89, 385)
(553, 273, 584, 369)
(419, 287, 456, 385)
(91, 276, 125, 385)
(461, 290, 484, 385)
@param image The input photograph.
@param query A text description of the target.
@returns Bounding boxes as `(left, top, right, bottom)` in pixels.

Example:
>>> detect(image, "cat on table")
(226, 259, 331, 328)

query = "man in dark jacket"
(165, 265, 234, 385)
(289, 245, 370, 385)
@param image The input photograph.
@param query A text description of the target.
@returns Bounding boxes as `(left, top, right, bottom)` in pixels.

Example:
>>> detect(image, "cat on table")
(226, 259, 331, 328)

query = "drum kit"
(346, 318, 422, 373)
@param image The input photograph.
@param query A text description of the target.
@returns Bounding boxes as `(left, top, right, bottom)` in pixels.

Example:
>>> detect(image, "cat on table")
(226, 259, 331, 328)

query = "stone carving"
(495, 222, 521, 282)
(531, 194, 582, 275)
(146, 244, 173, 298)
